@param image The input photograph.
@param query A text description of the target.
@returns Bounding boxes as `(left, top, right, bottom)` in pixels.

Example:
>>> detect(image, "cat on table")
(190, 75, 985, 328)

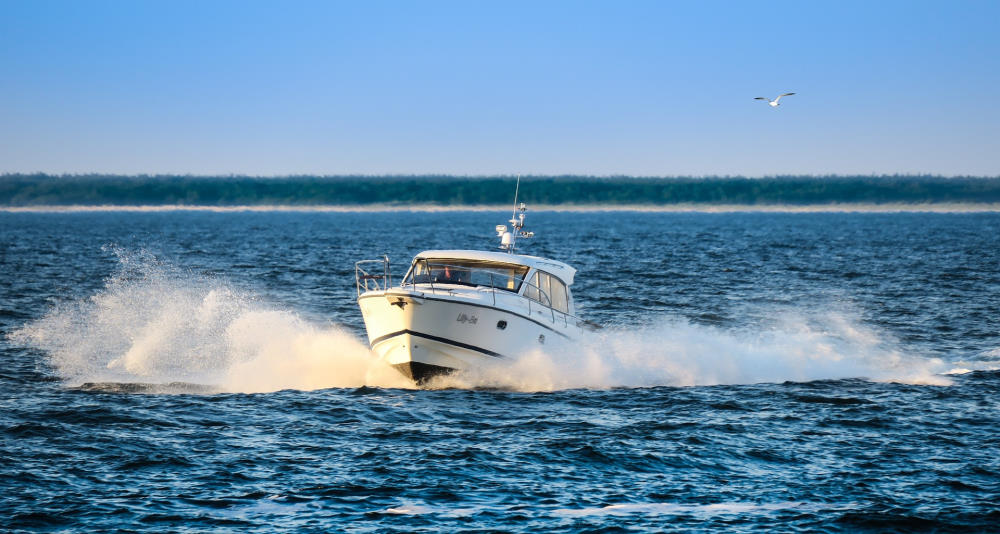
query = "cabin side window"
(549, 274, 569, 313)
(524, 270, 569, 313)
(523, 272, 540, 302)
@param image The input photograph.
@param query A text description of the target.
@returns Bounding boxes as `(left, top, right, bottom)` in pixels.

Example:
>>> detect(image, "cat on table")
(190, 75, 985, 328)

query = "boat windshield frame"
(402, 258, 531, 293)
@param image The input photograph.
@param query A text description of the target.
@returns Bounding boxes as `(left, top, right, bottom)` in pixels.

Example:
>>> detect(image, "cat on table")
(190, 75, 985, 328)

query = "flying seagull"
(754, 93, 796, 107)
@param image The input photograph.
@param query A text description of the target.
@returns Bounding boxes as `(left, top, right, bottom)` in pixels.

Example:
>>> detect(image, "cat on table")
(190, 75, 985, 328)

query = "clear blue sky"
(2, 0, 998, 176)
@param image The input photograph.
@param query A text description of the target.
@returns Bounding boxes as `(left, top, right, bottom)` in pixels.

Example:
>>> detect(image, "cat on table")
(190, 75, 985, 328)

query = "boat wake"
(10, 250, 411, 393)
(11, 252, 993, 393)
(434, 315, 966, 391)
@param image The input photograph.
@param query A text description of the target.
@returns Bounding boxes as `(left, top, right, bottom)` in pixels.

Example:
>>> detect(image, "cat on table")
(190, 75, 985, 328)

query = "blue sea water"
(2, 210, 999, 532)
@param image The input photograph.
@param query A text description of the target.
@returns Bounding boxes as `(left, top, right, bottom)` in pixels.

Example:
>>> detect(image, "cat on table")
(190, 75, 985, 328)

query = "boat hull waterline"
(359, 288, 580, 384)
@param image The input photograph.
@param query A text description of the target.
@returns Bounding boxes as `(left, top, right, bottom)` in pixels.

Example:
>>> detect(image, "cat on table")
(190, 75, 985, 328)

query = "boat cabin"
(401, 250, 576, 315)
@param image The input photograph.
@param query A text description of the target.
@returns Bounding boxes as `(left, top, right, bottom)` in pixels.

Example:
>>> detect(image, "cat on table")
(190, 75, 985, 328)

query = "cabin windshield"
(405, 259, 530, 292)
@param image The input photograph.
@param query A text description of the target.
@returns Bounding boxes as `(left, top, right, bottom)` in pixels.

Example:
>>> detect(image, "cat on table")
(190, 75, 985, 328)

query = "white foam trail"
(436, 313, 955, 391)
(12, 251, 973, 393)
(11, 251, 411, 393)
(219, 310, 410, 392)
(945, 348, 1000, 375)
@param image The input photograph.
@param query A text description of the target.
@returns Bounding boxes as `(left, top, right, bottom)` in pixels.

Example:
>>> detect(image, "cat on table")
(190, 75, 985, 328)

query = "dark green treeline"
(2, 174, 999, 206)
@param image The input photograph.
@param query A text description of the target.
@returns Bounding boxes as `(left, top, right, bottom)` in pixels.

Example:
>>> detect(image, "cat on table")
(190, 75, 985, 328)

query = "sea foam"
(433, 312, 954, 390)
(11, 251, 965, 393)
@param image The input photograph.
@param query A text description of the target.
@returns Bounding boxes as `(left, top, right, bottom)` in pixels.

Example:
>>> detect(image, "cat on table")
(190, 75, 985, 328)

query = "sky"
(1, 0, 998, 177)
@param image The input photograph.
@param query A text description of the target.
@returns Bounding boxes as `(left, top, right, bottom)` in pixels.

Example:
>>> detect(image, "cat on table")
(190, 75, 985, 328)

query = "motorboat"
(354, 193, 594, 384)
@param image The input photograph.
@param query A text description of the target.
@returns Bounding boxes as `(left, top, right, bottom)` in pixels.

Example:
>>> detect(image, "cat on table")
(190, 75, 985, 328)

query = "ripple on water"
(3, 212, 1000, 531)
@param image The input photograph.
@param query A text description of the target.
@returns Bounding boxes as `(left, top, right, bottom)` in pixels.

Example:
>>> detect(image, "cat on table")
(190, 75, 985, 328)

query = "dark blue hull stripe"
(369, 329, 506, 359)
(358, 293, 572, 339)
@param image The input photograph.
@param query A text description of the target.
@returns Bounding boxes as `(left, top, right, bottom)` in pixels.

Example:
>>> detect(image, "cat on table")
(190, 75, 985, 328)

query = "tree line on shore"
(2, 174, 999, 205)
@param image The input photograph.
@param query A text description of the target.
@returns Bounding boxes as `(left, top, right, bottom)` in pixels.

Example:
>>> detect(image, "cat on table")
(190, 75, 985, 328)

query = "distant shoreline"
(4, 203, 1000, 213)
(4, 175, 1000, 207)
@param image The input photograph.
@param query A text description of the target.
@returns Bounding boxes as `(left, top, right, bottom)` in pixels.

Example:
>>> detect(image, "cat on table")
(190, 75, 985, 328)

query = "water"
(2, 210, 999, 531)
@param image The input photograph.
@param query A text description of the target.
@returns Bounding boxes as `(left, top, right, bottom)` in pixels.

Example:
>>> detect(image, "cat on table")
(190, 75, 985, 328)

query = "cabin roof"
(413, 249, 577, 285)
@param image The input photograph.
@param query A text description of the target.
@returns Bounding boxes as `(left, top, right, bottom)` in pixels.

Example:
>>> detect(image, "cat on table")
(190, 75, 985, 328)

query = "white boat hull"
(358, 288, 581, 383)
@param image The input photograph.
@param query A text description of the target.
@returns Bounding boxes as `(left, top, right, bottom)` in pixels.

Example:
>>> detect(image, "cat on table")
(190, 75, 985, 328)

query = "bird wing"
(753, 97, 768, 100)
(773, 93, 795, 103)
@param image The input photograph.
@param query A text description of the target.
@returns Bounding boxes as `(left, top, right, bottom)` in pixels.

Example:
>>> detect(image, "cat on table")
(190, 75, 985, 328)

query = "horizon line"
(5, 202, 1000, 214)
(3, 172, 1000, 180)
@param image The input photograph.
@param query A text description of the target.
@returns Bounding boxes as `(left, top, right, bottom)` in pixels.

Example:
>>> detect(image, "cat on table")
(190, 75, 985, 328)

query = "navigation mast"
(496, 175, 534, 253)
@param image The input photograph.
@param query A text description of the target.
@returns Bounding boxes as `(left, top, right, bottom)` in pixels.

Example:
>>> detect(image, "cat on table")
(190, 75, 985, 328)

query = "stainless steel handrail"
(355, 256, 390, 296)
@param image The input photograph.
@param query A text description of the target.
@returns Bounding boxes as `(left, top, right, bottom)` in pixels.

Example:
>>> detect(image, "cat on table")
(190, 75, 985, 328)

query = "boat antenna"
(496, 175, 533, 253)
(511, 174, 521, 223)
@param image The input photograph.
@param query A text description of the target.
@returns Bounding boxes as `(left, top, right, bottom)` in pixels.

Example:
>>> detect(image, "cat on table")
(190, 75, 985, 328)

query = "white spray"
(12, 251, 982, 394)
